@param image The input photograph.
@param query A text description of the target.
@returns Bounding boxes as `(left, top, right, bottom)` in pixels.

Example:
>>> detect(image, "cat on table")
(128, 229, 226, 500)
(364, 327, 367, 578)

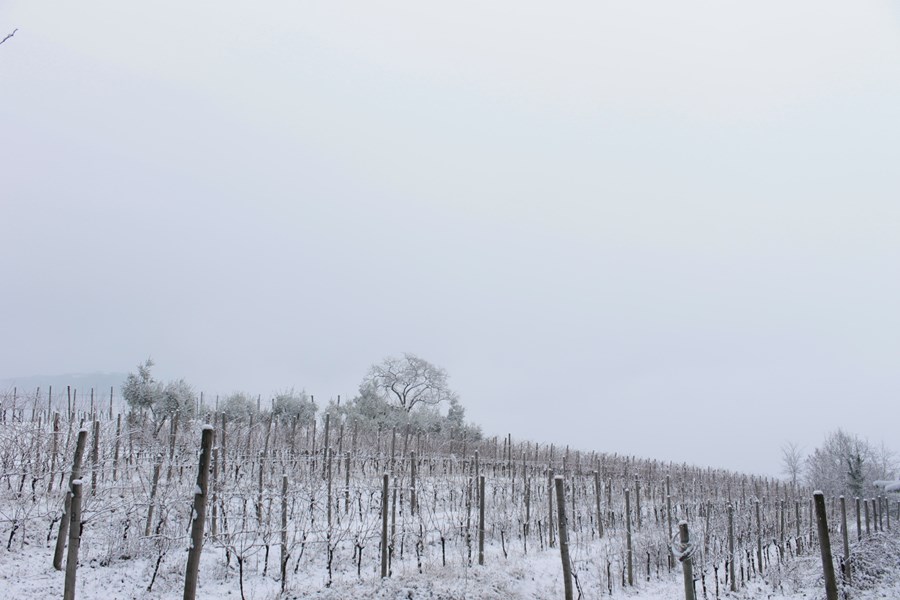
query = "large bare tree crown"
(365, 353, 458, 413)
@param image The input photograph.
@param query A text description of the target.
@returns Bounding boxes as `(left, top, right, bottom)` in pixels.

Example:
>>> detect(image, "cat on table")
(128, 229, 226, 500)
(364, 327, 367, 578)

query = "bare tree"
(363, 353, 458, 413)
(805, 429, 881, 498)
(781, 441, 804, 487)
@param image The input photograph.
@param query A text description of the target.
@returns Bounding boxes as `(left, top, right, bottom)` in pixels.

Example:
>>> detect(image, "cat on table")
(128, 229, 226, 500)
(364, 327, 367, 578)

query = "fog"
(3, 1, 900, 475)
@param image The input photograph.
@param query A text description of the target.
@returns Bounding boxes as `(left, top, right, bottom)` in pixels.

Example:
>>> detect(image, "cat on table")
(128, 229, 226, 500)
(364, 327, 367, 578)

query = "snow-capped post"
(625, 487, 635, 586)
(183, 425, 214, 600)
(380, 473, 389, 578)
(53, 428, 88, 570)
(855, 497, 862, 542)
(478, 474, 486, 565)
(675, 521, 696, 600)
(840, 496, 850, 583)
(554, 476, 574, 600)
(62, 479, 83, 600)
(813, 491, 838, 600)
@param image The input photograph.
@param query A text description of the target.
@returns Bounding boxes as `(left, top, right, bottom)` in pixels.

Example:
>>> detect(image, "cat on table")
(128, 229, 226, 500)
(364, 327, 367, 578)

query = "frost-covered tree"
(122, 358, 162, 414)
(220, 392, 258, 420)
(122, 359, 196, 423)
(363, 353, 458, 413)
(337, 379, 481, 438)
(804, 429, 884, 498)
(158, 379, 197, 421)
(271, 389, 317, 423)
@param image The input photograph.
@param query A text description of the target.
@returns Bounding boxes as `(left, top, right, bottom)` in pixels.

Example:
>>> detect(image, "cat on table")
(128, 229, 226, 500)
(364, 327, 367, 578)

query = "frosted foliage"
(271, 389, 316, 422)
(122, 359, 196, 421)
(220, 392, 257, 419)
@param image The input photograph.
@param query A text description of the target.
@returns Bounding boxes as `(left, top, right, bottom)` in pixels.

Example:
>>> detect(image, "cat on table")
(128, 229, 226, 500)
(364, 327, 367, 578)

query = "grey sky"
(3, 1, 899, 476)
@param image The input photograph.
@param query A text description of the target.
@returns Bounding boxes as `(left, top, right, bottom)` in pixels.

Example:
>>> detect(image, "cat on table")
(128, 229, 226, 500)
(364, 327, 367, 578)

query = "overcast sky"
(2, 1, 899, 476)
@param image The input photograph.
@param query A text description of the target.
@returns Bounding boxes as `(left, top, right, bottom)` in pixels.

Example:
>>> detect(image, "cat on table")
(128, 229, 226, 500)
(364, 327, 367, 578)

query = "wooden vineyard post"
(54, 429, 88, 570)
(210, 447, 219, 540)
(625, 488, 634, 586)
(478, 474, 486, 566)
(112, 414, 121, 482)
(90, 420, 100, 494)
(813, 491, 838, 600)
(594, 470, 604, 538)
(62, 480, 84, 600)
(48, 412, 60, 494)
(678, 521, 696, 600)
(840, 496, 850, 583)
(145, 456, 163, 537)
(554, 476, 574, 600)
(344, 452, 351, 513)
(184, 425, 214, 600)
(864, 499, 870, 535)
(548, 468, 555, 548)
(381, 473, 389, 578)
(666, 475, 673, 568)
(755, 499, 763, 576)
(728, 503, 737, 592)
(855, 497, 862, 542)
(280, 474, 289, 593)
(635, 477, 642, 529)
(410, 450, 417, 516)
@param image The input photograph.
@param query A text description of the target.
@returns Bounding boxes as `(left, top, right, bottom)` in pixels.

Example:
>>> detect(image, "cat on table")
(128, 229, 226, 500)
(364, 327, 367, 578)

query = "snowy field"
(0, 411, 898, 599)
(3, 529, 900, 599)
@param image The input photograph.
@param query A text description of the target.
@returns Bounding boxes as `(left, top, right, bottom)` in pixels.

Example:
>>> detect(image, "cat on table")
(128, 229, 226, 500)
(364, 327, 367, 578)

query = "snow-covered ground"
(3, 527, 899, 599)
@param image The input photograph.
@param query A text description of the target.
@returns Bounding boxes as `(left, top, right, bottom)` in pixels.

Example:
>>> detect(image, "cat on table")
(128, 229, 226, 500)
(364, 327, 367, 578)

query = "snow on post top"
(202, 424, 214, 431)
(813, 490, 824, 496)
(678, 519, 688, 527)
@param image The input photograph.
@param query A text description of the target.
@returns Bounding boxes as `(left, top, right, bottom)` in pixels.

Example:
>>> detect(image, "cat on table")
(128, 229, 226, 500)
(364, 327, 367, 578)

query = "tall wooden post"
(381, 473, 389, 578)
(54, 429, 88, 570)
(679, 521, 696, 600)
(62, 480, 84, 600)
(184, 425, 214, 600)
(728, 503, 737, 591)
(554, 476, 574, 600)
(478, 474, 486, 565)
(814, 492, 838, 600)
(840, 496, 850, 583)
(625, 488, 634, 586)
